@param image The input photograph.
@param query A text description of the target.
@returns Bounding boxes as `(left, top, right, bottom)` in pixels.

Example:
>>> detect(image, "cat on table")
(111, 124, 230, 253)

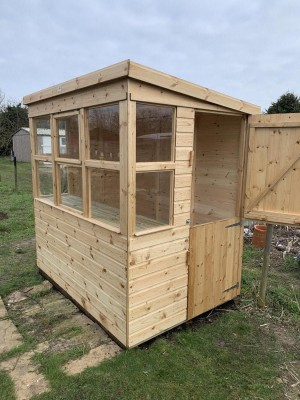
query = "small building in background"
(12, 127, 31, 162)
(13, 127, 65, 162)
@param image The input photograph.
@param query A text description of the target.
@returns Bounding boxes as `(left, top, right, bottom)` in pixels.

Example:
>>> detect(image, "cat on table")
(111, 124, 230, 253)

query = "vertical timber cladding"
(34, 200, 128, 345)
(188, 218, 243, 319)
(127, 107, 194, 347)
(244, 114, 300, 225)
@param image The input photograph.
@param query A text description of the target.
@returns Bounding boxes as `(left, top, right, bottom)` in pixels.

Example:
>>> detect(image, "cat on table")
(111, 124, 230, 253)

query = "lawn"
(0, 157, 299, 400)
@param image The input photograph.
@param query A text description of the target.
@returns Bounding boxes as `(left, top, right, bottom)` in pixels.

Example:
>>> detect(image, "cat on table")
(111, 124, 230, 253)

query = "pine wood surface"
(244, 114, 300, 225)
(188, 217, 243, 319)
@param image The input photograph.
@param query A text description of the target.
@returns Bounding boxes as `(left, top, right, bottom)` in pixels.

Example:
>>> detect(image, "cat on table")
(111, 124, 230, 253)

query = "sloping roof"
(13, 127, 30, 136)
(23, 60, 260, 114)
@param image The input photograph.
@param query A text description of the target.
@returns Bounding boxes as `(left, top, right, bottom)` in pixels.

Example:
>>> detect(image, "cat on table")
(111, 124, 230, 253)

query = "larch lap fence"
(23, 60, 300, 347)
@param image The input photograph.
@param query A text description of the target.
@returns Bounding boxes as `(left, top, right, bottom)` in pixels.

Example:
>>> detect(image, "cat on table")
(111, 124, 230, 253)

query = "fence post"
(257, 223, 273, 308)
(13, 156, 18, 191)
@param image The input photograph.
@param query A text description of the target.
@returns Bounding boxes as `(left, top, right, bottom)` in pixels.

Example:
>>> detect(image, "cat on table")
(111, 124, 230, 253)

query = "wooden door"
(244, 113, 300, 225)
(188, 217, 243, 319)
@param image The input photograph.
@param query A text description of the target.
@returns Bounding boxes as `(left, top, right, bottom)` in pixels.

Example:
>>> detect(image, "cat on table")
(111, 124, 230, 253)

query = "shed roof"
(13, 127, 30, 136)
(23, 60, 260, 114)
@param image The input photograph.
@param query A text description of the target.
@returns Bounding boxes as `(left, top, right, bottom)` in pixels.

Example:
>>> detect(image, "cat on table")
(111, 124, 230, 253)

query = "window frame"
(134, 101, 176, 234)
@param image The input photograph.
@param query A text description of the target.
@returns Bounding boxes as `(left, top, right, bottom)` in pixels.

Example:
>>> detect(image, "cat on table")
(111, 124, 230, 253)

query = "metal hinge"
(186, 250, 190, 266)
(225, 221, 243, 228)
(223, 282, 240, 293)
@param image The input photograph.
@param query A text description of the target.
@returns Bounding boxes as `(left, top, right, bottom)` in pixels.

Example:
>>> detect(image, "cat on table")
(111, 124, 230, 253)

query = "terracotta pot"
(252, 224, 267, 248)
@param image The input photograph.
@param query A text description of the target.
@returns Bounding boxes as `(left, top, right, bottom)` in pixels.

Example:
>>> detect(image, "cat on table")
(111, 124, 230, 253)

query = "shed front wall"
(35, 199, 128, 345)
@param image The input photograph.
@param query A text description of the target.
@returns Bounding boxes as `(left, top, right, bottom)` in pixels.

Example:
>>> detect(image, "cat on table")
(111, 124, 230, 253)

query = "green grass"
(0, 157, 35, 243)
(0, 156, 299, 400)
(32, 312, 283, 400)
(0, 157, 42, 296)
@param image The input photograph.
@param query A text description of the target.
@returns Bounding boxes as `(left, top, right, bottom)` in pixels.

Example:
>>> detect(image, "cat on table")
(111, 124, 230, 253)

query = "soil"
(0, 211, 8, 221)
(0, 282, 121, 399)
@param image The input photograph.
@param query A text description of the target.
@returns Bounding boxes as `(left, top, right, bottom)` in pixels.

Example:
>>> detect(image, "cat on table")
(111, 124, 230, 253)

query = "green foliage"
(0, 101, 28, 155)
(33, 312, 283, 400)
(0, 158, 41, 297)
(266, 91, 300, 114)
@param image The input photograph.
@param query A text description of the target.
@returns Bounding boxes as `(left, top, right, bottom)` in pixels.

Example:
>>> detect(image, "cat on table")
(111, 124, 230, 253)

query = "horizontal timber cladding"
(28, 79, 128, 117)
(127, 226, 189, 347)
(34, 199, 127, 345)
(173, 107, 195, 228)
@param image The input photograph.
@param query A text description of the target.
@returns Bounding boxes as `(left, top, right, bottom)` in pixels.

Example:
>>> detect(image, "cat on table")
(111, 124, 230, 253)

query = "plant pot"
(252, 224, 267, 248)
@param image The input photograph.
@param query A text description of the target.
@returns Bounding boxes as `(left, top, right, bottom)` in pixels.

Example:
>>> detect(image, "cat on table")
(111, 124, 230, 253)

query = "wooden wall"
(126, 106, 194, 347)
(192, 113, 242, 224)
(34, 199, 128, 345)
(244, 114, 300, 225)
(127, 227, 189, 347)
(27, 79, 127, 118)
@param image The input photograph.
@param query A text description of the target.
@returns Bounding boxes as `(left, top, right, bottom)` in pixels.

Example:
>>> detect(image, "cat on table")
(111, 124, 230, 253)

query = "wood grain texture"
(244, 114, 300, 225)
(192, 113, 243, 224)
(34, 200, 127, 345)
(188, 218, 243, 319)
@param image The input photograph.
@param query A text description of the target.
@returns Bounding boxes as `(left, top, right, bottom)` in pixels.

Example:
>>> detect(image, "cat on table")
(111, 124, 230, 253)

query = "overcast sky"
(1, 0, 300, 111)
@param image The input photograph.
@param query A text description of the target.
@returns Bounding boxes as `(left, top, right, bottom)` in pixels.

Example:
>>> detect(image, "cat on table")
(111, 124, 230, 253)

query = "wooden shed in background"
(23, 60, 300, 347)
(13, 127, 31, 162)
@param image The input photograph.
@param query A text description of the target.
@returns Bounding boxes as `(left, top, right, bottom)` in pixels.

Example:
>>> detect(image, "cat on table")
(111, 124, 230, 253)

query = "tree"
(0, 102, 28, 156)
(265, 91, 300, 114)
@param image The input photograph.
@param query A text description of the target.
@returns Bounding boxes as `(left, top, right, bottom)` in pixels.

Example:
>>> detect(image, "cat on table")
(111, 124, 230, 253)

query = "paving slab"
(63, 341, 121, 375)
(1, 343, 49, 400)
(0, 297, 23, 354)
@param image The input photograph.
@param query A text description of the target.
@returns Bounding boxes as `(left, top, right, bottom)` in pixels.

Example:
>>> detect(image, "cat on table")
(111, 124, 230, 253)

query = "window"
(136, 103, 174, 162)
(135, 103, 175, 232)
(59, 164, 83, 212)
(57, 115, 79, 159)
(35, 117, 51, 155)
(37, 161, 53, 198)
(136, 171, 172, 232)
(88, 104, 119, 161)
(86, 104, 120, 228)
(90, 168, 120, 227)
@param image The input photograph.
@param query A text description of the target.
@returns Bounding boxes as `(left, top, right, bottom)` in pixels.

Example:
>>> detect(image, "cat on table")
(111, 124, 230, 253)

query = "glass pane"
(57, 115, 79, 159)
(37, 161, 53, 199)
(136, 171, 172, 232)
(136, 103, 174, 162)
(88, 105, 119, 161)
(35, 117, 51, 155)
(59, 165, 83, 212)
(90, 169, 120, 228)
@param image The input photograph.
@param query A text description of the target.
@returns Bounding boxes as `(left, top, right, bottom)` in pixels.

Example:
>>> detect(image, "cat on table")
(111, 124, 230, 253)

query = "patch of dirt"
(269, 323, 300, 399)
(1, 344, 50, 400)
(0, 211, 8, 221)
(1, 280, 122, 399)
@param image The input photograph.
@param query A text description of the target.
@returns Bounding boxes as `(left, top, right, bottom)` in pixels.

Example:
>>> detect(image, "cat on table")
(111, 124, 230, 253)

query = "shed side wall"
(13, 132, 31, 162)
(34, 199, 128, 345)
(127, 107, 195, 347)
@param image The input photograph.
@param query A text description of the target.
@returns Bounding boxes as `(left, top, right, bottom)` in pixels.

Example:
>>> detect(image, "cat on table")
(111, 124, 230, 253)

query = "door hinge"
(186, 250, 190, 266)
(223, 282, 240, 293)
(225, 221, 243, 228)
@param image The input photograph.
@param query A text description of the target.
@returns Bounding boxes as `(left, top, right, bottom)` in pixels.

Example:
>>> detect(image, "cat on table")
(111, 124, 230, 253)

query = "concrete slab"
(0, 298, 23, 354)
(63, 341, 121, 375)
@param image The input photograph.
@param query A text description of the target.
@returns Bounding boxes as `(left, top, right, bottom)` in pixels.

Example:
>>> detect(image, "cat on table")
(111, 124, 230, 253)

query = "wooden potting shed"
(23, 60, 300, 347)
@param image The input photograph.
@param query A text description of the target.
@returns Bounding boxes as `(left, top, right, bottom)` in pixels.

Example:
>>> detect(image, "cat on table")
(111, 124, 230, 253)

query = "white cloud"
(0, 0, 300, 109)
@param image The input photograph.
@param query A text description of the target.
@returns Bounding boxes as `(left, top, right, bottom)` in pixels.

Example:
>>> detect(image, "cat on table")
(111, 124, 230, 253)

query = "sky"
(1, 0, 300, 111)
